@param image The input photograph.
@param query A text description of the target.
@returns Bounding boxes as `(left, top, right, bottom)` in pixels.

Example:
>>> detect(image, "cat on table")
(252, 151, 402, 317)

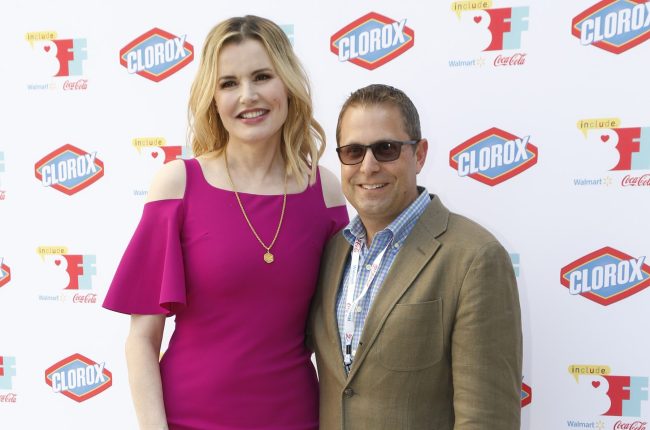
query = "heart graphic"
(601, 135, 610, 142)
(44, 45, 51, 52)
(54, 259, 61, 266)
(474, 16, 482, 24)
(592, 381, 600, 388)
(151, 152, 159, 159)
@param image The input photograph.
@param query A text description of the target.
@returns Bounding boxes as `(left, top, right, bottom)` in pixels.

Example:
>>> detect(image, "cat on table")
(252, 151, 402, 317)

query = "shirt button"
(365, 264, 372, 270)
(355, 306, 362, 313)
(394, 242, 401, 249)
(343, 388, 355, 398)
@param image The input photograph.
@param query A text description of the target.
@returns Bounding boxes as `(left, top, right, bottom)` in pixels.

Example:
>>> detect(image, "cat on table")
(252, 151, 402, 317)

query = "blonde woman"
(104, 16, 348, 430)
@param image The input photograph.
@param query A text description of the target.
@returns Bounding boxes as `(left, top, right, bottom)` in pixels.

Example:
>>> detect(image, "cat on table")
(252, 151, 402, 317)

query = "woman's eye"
(255, 73, 272, 81)
(220, 81, 236, 89)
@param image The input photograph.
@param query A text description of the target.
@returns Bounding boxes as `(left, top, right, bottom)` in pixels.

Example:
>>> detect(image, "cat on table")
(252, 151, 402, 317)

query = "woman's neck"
(224, 140, 285, 192)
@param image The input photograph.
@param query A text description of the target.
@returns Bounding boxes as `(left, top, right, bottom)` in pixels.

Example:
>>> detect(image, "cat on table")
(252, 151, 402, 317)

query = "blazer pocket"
(378, 300, 443, 371)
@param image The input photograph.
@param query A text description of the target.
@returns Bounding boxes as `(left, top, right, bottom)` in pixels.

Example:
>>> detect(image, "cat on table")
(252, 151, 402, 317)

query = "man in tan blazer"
(308, 84, 522, 429)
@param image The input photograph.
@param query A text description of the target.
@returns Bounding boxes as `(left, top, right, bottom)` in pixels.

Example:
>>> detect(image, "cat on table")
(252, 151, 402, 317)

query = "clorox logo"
(120, 28, 194, 82)
(449, 127, 538, 186)
(572, 0, 650, 54)
(521, 382, 532, 408)
(0, 259, 10, 288)
(330, 12, 414, 70)
(561, 247, 650, 305)
(44, 354, 112, 402)
(35, 144, 104, 195)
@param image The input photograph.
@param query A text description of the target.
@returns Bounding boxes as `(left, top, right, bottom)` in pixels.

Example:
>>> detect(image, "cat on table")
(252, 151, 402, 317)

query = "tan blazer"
(308, 195, 522, 430)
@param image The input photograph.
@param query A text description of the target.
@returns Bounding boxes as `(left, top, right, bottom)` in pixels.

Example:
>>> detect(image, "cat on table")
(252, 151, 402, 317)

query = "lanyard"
(343, 237, 390, 371)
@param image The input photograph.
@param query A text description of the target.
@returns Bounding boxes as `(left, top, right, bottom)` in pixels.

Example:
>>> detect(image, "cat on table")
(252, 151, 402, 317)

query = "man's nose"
(359, 147, 380, 174)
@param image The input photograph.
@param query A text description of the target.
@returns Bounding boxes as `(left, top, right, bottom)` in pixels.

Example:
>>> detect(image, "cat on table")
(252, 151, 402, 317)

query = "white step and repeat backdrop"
(1, 0, 649, 429)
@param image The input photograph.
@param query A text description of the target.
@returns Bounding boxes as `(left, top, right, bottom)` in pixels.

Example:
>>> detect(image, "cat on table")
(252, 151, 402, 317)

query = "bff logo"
(133, 137, 192, 164)
(569, 365, 649, 417)
(0, 258, 10, 288)
(36, 246, 96, 296)
(120, 28, 194, 82)
(578, 118, 650, 172)
(449, 127, 538, 186)
(0, 356, 17, 390)
(521, 382, 532, 407)
(448, 1, 529, 67)
(561, 247, 650, 305)
(451, 2, 530, 51)
(572, 0, 650, 54)
(24, 31, 89, 91)
(34, 144, 104, 195)
(25, 31, 87, 77)
(330, 12, 414, 70)
(44, 354, 112, 402)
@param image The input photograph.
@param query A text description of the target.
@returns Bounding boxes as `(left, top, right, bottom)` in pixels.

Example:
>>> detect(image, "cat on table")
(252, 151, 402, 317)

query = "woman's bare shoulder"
(147, 159, 187, 202)
(318, 165, 346, 208)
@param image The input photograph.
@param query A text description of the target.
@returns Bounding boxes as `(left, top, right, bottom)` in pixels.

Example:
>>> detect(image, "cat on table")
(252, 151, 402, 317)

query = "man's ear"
(414, 139, 428, 174)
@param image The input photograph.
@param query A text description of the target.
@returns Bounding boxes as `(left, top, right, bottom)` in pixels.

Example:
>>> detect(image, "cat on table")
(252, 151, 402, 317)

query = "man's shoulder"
(446, 211, 499, 246)
(323, 230, 350, 256)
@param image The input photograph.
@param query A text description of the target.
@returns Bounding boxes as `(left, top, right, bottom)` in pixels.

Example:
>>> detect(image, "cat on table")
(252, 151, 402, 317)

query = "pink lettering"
(73, 293, 97, 304)
(62, 79, 88, 91)
(494, 52, 527, 67)
(622, 174, 650, 187)
(0, 393, 17, 403)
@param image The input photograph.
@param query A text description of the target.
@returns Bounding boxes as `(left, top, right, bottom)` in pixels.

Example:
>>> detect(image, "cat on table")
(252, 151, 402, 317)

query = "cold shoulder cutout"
(147, 159, 186, 202)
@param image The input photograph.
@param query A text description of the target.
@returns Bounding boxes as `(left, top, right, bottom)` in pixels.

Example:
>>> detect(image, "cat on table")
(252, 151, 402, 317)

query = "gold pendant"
(264, 252, 274, 264)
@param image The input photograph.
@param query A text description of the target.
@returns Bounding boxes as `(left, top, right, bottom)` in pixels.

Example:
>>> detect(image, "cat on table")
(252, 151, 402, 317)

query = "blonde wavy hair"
(188, 15, 325, 186)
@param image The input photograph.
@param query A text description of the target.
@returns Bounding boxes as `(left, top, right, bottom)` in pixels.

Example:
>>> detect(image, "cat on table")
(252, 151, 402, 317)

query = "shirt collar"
(343, 187, 431, 247)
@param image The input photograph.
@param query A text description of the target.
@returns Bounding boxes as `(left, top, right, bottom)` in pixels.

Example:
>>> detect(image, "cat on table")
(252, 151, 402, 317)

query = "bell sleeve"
(103, 199, 186, 316)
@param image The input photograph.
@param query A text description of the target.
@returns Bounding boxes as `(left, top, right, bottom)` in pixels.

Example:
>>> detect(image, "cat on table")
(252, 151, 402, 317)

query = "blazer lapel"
(346, 196, 450, 381)
(321, 235, 352, 380)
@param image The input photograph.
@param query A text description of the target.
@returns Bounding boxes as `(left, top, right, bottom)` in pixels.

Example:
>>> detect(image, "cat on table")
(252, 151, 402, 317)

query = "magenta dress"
(103, 158, 348, 430)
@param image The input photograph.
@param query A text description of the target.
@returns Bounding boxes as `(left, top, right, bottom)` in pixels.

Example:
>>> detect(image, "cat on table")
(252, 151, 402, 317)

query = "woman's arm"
(126, 314, 169, 430)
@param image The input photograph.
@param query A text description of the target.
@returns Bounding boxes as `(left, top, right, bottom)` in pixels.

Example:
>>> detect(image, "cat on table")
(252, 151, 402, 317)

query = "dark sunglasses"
(336, 139, 420, 165)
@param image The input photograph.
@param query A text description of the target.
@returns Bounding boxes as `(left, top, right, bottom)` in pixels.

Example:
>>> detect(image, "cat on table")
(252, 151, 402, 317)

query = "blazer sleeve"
(102, 199, 186, 316)
(451, 241, 523, 430)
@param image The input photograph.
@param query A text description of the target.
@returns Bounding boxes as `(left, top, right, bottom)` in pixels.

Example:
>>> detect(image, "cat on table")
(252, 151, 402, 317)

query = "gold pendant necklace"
(225, 152, 287, 264)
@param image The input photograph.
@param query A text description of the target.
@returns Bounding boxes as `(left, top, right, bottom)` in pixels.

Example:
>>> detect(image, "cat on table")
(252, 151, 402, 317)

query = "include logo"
(133, 137, 191, 164)
(25, 31, 88, 91)
(34, 144, 104, 195)
(330, 12, 414, 70)
(575, 118, 650, 187)
(0, 258, 10, 288)
(568, 364, 648, 418)
(36, 246, 97, 303)
(120, 28, 194, 82)
(521, 381, 532, 407)
(449, 127, 538, 186)
(131, 137, 192, 197)
(561, 247, 650, 305)
(572, 0, 650, 54)
(45, 354, 112, 402)
(449, 2, 529, 68)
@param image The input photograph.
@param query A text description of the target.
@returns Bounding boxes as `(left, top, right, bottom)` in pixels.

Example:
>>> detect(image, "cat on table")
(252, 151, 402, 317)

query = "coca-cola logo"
(614, 420, 647, 430)
(63, 79, 88, 91)
(494, 53, 527, 67)
(73, 293, 97, 304)
(622, 174, 650, 187)
(0, 393, 17, 403)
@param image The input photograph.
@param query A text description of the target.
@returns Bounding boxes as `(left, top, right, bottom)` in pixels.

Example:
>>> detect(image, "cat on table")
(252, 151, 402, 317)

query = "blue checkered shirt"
(336, 188, 431, 372)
